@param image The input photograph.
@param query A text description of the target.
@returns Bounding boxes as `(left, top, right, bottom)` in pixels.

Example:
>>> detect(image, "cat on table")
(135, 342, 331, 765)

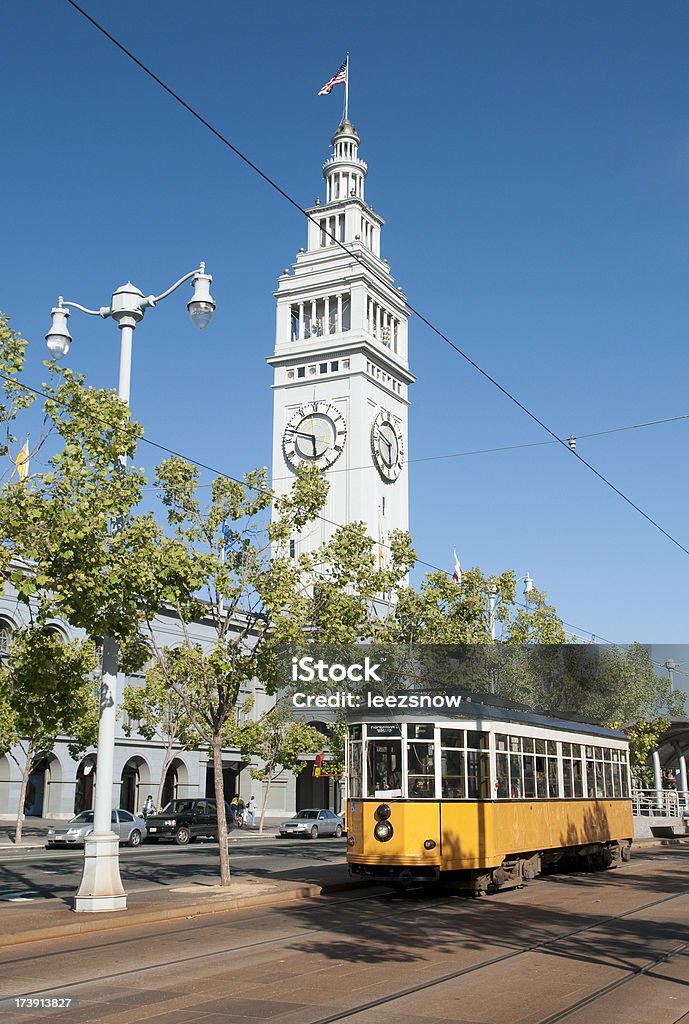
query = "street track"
(4, 866, 689, 1023)
(2, 887, 389, 973)
(281, 884, 689, 1024)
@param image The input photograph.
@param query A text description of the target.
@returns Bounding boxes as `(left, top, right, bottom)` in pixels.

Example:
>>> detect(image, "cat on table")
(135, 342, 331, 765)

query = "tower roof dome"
(331, 119, 360, 145)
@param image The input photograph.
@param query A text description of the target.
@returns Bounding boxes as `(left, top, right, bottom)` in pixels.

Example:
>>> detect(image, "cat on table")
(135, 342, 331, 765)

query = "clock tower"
(268, 119, 414, 557)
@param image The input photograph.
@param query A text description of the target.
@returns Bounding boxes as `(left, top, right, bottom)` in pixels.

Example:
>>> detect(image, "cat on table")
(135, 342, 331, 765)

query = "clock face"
(371, 411, 404, 481)
(283, 401, 347, 470)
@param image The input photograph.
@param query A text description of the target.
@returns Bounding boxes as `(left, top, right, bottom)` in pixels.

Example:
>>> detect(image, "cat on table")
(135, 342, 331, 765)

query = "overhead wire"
(4, 373, 688, 669)
(63, 1, 689, 559)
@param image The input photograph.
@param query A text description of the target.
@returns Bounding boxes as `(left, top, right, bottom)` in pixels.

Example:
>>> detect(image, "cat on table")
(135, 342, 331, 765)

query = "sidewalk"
(0, 860, 363, 949)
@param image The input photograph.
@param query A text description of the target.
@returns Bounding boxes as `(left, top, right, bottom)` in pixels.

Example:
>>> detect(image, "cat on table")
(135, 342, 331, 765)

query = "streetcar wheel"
(174, 827, 191, 845)
(334, 824, 343, 838)
(310, 825, 319, 839)
(127, 829, 141, 848)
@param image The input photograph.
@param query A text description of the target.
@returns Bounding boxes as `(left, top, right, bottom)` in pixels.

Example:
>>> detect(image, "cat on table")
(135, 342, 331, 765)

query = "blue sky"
(2, 1, 689, 663)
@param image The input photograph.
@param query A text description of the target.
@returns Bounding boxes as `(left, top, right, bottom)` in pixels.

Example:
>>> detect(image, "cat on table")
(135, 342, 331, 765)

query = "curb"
(0, 882, 329, 949)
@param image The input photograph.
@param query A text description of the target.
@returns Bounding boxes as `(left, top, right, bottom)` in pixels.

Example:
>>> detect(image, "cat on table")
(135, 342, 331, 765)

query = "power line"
(271, 411, 689, 482)
(0, 372, 446, 576)
(8, 372, 683, 660)
(63, 1, 689, 559)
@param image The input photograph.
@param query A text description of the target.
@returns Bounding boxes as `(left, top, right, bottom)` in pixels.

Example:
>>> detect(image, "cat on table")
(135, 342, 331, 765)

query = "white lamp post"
(487, 574, 534, 641)
(46, 263, 215, 912)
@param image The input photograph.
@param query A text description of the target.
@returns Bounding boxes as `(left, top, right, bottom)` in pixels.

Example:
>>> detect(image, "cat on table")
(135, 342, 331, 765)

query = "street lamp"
(46, 263, 215, 913)
(487, 574, 534, 641)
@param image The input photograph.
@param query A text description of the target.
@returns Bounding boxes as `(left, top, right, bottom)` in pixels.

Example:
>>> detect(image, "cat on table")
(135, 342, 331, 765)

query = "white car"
(279, 809, 343, 839)
(46, 809, 147, 848)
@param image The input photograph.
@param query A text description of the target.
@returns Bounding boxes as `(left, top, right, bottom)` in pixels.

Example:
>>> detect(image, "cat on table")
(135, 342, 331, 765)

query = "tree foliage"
(237, 708, 325, 833)
(0, 627, 97, 842)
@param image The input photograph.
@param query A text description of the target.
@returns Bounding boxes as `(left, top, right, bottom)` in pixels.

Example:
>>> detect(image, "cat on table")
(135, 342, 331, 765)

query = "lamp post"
(46, 263, 215, 912)
(487, 574, 534, 641)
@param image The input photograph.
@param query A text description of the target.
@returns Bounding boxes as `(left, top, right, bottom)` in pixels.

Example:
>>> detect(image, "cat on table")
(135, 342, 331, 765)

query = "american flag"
(318, 61, 347, 96)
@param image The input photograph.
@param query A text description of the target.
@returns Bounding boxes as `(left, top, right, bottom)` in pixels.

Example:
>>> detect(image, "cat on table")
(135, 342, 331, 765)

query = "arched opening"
(160, 757, 191, 808)
(25, 753, 62, 817)
(0, 753, 11, 815)
(119, 756, 151, 814)
(74, 754, 97, 814)
(0, 617, 14, 661)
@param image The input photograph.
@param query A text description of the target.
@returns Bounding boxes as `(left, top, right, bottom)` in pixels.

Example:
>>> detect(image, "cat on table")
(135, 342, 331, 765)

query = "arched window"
(0, 619, 13, 660)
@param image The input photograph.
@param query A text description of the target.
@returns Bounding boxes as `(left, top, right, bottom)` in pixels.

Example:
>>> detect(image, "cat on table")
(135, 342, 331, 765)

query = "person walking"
(245, 795, 257, 827)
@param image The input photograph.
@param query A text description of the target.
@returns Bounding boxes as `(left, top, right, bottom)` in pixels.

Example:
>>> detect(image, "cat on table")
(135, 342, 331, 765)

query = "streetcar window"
(510, 754, 523, 798)
(467, 731, 488, 750)
(535, 739, 546, 755)
(620, 753, 630, 797)
(496, 734, 508, 752)
(408, 738, 435, 799)
(441, 749, 466, 799)
(523, 756, 536, 798)
(563, 758, 573, 798)
(594, 760, 604, 797)
(367, 739, 402, 797)
(535, 757, 548, 798)
(547, 756, 560, 798)
(408, 724, 434, 740)
(467, 749, 490, 799)
(547, 741, 557, 756)
(509, 736, 520, 753)
(349, 725, 362, 741)
(496, 752, 509, 798)
(586, 756, 596, 797)
(604, 761, 614, 797)
(573, 757, 584, 797)
(440, 729, 464, 748)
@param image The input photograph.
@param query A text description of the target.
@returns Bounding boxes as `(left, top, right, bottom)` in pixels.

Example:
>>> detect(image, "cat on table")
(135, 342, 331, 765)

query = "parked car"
(279, 809, 344, 839)
(46, 809, 147, 848)
(144, 798, 232, 845)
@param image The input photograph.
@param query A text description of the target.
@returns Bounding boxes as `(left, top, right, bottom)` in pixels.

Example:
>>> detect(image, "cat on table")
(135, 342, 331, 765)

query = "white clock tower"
(268, 119, 414, 557)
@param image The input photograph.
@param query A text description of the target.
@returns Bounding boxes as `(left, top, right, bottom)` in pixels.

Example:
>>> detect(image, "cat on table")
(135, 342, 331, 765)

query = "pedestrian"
(246, 795, 257, 827)
(143, 795, 156, 818)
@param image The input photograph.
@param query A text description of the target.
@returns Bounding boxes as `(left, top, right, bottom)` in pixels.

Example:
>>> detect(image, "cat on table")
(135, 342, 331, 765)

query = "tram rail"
(4, 872, 689, 1021)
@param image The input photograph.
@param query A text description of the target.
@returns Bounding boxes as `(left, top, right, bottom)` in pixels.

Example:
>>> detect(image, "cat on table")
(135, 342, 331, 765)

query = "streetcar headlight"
(374, 821, 394, 842)
(424, 839, 436, 850)
(375, 803, 391, 821)
(347, 836, 356, 847)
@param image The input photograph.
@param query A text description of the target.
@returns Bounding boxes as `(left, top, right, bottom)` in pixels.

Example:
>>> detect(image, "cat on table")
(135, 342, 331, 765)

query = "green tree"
(0, 627, 97, 843)
(238, 708, 326, 833)
(137, 457, 415, 885)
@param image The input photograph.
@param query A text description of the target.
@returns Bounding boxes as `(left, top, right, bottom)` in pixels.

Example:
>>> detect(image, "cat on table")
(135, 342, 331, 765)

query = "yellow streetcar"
(346, 701, 633, 894)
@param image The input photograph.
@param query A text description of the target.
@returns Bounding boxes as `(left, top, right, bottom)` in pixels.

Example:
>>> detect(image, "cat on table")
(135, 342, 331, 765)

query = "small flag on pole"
(318, 60, 347, 96)
(16, 438, 29, 482)
(452, 550, 462, 585)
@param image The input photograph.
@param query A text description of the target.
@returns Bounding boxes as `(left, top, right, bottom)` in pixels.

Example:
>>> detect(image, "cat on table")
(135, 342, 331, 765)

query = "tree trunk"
(211, 735, 231, 886)
(14, 740, 34, 846)
(258, 775, 273, 835)
(156, 744, 175, 813)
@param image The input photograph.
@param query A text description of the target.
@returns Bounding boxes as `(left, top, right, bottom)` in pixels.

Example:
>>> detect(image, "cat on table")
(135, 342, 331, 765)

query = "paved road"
(0, 836, 347, 904)
(2, 845, 688, 1024)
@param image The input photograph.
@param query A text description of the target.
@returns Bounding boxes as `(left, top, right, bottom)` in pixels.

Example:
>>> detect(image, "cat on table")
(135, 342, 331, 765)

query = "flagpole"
(344, 53, 349, 122)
